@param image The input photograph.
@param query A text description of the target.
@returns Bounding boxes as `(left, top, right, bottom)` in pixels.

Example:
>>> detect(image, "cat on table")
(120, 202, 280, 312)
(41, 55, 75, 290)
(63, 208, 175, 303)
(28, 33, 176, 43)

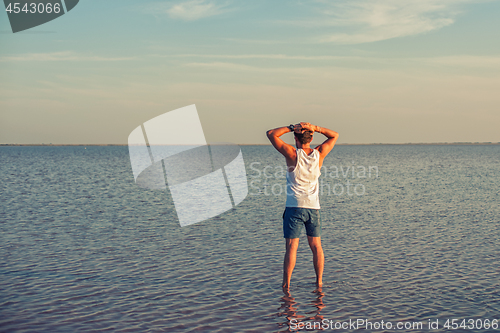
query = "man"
(266, 122, 339, 291)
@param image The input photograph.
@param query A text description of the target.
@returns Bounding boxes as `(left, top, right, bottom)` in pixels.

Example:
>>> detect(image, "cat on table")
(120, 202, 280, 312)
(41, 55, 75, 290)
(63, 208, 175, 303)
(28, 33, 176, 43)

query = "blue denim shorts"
(283, 207, 321, 239)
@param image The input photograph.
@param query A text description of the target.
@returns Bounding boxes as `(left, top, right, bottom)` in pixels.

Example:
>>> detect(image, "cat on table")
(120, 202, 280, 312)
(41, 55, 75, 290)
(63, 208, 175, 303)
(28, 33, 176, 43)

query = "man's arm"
(266, 126, 296, 164)
(299, 122, 339, 159)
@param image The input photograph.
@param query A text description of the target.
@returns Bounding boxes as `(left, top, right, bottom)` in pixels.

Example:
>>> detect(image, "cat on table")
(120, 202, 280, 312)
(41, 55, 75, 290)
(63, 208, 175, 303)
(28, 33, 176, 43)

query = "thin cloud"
(220, 37, 291, 45)
(170, 54, 350, 60)
(0, 51, 135, 62)
(291, 0, 490, 44)
(182, 55, 500, 72)
(417, 55, 500, 68)
(146, 0, 232, 21)
(184, 61, 259, 71)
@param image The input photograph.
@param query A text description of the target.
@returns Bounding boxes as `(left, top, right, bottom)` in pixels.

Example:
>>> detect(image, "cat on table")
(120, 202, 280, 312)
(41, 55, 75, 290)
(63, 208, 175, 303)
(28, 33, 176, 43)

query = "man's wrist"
(315, 126, 321, 133)
(288, 124, 295, 132)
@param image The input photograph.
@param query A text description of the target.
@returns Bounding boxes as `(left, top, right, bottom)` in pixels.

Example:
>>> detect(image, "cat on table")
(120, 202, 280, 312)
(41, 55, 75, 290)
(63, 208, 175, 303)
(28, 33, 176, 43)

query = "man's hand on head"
(298, 122, 316, 133)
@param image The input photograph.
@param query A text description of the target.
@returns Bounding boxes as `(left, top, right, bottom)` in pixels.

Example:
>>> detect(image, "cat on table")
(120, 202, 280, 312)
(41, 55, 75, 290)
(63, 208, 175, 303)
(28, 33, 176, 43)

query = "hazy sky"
(1, 0, 500, 144)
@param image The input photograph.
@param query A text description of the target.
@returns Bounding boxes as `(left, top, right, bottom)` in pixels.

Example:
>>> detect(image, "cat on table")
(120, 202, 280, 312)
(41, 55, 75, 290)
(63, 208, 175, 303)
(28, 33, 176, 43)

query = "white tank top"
(285, 149, 321, 209)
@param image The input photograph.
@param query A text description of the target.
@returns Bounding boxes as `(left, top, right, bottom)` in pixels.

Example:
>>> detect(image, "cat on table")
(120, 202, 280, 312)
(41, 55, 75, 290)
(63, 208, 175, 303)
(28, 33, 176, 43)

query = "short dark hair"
(294, 131, 313, 144)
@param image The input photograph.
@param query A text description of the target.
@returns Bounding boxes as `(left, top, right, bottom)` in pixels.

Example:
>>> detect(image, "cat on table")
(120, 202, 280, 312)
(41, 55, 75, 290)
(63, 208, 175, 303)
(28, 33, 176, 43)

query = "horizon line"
(1, 142, 499, 146)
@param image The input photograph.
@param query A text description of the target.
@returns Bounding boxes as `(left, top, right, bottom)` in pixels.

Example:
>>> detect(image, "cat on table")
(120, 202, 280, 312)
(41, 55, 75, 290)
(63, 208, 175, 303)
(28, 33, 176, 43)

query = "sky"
(1, 0, 500, 144)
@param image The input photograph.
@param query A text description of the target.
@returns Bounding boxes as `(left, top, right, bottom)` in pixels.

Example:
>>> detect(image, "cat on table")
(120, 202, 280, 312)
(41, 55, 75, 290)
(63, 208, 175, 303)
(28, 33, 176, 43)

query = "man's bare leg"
(282, 238, 300, 291)
(307, 236, 324, 288)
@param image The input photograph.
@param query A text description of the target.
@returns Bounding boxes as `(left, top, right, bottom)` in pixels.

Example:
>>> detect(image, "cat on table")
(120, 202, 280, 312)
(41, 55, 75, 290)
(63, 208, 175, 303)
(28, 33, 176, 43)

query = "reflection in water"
(308, 288, 326, 322)
(276, 288, 326, 332)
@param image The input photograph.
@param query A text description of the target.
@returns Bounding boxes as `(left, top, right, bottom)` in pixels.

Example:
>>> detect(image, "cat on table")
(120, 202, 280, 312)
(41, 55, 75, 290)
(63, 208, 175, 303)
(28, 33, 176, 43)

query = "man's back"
(286, 148, 321, 209)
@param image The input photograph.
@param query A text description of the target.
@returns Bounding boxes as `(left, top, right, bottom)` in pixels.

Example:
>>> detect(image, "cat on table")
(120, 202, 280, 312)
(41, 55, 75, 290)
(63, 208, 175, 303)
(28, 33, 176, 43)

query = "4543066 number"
(5, 2, 62, 14)
(444, 319, 498, 330)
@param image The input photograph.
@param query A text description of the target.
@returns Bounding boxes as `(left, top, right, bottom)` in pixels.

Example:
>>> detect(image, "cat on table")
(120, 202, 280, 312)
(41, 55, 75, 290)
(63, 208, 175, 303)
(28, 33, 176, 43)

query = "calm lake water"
(1, 145, 499, 332)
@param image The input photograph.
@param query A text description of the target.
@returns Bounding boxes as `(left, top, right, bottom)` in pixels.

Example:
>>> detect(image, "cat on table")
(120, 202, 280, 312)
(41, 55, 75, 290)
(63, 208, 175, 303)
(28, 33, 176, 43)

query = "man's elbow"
(266, 130, 273, 138)
(325, 131, 338, 139)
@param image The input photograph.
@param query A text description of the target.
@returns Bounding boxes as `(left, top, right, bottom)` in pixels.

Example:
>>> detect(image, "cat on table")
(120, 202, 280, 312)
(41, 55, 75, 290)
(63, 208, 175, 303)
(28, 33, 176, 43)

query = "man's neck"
(296, 143, 311, 150)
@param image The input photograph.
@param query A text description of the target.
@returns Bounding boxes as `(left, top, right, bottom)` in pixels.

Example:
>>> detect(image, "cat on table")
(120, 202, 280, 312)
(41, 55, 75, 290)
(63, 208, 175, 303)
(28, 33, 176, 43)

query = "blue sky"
(1, 0, 500, 144)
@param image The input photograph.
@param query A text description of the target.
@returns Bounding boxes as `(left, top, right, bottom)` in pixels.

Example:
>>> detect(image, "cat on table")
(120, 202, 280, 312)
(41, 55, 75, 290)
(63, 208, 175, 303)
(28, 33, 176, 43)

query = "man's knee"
(307, 236, 322, 250)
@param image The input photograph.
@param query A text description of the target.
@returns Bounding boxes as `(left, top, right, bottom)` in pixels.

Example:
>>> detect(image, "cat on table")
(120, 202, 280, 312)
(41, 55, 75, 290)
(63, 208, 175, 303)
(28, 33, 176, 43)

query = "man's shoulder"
(282, 146, 297, 158)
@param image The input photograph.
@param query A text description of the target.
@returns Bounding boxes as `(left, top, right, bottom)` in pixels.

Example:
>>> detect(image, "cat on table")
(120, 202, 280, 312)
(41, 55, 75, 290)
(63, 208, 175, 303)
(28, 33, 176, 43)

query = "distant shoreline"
(1, 142, 499, 146)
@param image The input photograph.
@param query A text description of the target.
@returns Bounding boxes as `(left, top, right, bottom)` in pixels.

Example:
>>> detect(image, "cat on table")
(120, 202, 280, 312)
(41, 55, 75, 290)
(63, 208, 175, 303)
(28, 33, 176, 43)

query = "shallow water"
(1, 145, 499, 332)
